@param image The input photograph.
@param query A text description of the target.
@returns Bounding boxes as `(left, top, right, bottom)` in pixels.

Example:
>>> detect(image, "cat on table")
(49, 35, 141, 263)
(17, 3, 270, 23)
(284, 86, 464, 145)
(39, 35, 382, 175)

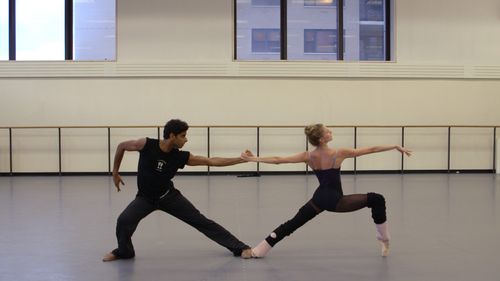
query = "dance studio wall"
(1, 0, 499, 173)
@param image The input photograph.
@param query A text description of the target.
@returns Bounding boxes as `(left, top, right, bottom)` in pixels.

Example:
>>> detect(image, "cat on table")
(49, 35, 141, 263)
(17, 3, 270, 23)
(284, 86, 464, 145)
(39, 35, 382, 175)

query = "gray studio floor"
(1, 173, 499, 281)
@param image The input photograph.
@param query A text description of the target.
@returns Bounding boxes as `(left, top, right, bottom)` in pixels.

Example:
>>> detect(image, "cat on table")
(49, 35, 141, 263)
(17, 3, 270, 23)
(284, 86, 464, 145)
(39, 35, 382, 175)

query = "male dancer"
(103, 119, 252, 261)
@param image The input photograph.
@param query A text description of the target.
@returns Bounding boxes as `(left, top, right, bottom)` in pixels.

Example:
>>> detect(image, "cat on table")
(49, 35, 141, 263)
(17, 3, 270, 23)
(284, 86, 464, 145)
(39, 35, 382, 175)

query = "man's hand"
(112, 172, 125, 192)
(240, 150, 255, 161)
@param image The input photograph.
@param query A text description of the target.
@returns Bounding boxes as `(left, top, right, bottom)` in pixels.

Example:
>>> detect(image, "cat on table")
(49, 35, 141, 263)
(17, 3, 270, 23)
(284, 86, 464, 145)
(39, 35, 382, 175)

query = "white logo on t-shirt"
(156, 160, 166, 172)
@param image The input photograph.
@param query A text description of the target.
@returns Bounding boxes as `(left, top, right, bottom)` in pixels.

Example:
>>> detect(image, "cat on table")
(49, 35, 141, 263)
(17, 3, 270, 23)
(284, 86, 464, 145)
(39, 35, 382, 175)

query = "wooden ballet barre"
(0, 125, 498, 129)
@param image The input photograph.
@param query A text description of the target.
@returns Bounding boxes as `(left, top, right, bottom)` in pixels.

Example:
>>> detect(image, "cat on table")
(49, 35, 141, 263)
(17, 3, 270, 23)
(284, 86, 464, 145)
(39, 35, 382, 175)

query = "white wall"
(0, 0, 499, 173)
(396, 0, 500, 64)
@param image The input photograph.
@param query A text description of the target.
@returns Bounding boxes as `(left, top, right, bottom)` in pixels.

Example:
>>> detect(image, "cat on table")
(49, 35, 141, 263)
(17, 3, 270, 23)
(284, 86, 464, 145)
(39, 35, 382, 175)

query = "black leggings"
(111, 188, 249, 258)
(265, 192, 386, 247)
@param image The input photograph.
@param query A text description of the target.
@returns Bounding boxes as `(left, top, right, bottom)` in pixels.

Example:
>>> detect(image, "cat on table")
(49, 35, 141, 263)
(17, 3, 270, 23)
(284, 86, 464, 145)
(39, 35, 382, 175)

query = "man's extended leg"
(159, 188, 251, 258)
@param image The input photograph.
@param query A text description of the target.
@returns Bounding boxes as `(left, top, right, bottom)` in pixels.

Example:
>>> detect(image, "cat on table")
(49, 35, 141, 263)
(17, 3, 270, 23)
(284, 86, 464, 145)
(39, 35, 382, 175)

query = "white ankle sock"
(252, 240, 272, 258)
(375, 222, 390, 242)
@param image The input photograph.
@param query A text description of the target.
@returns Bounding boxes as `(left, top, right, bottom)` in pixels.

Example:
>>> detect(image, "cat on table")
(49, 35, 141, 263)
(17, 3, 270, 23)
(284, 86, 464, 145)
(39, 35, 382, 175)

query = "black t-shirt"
(136, 138, 190, 199)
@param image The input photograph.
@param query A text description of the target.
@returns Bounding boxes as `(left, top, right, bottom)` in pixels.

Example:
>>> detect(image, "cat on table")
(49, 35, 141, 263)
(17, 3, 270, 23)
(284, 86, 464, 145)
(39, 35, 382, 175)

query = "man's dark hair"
(163, 119, 189, 139)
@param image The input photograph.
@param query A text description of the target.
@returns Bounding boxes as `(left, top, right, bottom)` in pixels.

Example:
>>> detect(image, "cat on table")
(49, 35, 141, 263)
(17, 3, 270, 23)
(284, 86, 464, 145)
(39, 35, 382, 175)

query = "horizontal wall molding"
(0, 61, 500, 79)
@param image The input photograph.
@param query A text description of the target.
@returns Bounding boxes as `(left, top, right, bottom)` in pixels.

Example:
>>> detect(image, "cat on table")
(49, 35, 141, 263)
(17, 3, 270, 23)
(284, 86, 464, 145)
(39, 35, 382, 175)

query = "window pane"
(360, 0, 384, 21)
(359, 24, 384, 60)
(0, 0, 8, 60)
(236, 0, 280, 60)
(344, 0, 386, 61)
(16, 0, 65, 60)
(74, 0, 116, 61)
(288, 0, 337, 60)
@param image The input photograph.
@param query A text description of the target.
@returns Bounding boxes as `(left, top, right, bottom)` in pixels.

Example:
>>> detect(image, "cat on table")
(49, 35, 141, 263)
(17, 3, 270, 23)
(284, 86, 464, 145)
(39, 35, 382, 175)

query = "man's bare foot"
(102, 252, 118, 262)
(240, 248, 253, 259)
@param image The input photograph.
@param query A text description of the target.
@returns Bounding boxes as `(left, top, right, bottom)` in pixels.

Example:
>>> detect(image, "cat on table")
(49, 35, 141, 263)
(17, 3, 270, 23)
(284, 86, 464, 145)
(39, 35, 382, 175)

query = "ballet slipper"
(251, 240, 272, 258)
(380, 240, 389, 257)
(102, 252, 118, 262)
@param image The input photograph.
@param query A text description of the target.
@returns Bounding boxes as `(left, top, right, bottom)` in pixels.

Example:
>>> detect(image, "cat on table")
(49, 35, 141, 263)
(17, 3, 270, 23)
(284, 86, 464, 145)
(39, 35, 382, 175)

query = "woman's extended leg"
(252, 200, 322, 258)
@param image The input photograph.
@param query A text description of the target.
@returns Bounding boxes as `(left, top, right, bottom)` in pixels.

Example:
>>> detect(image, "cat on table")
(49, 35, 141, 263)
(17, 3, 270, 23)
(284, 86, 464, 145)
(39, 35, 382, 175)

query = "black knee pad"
(367, 192, 386, 224)
(367, 192, 385, 208)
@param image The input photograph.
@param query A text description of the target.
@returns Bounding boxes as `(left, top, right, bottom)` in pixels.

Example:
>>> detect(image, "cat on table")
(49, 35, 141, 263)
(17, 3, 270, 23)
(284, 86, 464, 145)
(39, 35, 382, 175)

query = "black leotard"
(311, 167, 344, 211)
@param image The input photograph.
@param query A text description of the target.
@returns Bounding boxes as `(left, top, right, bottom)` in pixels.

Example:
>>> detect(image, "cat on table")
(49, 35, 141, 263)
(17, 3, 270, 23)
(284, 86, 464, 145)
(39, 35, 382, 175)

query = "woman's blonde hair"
(304, 123, 324, 146)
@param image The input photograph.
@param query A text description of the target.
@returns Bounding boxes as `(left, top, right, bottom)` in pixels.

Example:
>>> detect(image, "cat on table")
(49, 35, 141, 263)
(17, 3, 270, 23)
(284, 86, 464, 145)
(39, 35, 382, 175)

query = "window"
(236, 0, 280, 60)
(304, 29, 336, 53)
(235, 0, 391, 61)
(0, 0, 116, 61)
(0, 0, 8, 60)
(359, 24, 384, 60)
(74, 0, 116, 60)
(252, 29, 280, 53)
(16, 0, 65, 60)
(344, 0, 387, 61)
(288, 0, 337, 60)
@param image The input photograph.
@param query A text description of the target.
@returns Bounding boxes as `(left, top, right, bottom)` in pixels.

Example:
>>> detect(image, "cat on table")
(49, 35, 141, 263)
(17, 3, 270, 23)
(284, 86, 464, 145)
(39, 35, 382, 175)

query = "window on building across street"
(252, 29, 280, 53)
(304, 29, 336, 54)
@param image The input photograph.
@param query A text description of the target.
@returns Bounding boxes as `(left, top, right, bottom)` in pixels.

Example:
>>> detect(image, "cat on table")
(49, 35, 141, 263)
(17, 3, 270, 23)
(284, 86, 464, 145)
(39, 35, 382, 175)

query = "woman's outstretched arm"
(339, 145, 412, 159)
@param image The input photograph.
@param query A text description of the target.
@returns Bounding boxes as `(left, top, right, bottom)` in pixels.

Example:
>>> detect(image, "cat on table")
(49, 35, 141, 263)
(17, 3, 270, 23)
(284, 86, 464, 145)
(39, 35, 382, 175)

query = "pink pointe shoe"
(251, 240, 272, 258)
(376, 222, 390, 257)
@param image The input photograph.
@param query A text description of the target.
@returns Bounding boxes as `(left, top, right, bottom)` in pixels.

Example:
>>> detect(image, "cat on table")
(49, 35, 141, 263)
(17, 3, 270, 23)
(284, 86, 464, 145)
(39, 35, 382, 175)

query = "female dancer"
(241, 124, 412, 257)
